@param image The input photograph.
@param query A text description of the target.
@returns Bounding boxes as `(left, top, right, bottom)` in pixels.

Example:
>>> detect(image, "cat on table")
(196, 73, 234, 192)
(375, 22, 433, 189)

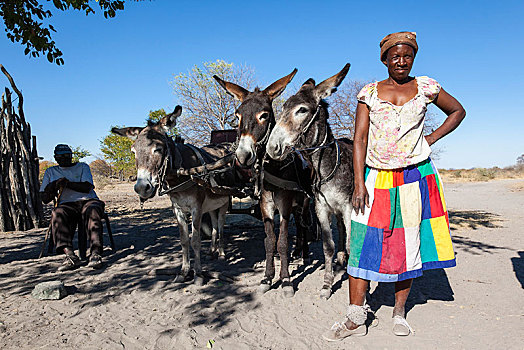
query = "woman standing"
(323, 31, 466, 341)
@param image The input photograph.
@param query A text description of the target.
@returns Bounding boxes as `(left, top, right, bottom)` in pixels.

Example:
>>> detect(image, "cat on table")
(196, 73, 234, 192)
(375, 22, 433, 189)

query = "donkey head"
(213, 69, 297, 167)
(266, 64, 350, 161)
(112, 105, 182, 199)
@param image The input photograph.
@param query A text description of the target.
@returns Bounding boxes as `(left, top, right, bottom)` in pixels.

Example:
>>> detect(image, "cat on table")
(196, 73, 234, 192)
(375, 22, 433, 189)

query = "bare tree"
(329, 80, 368, 139)
(171, 60, 255, 145)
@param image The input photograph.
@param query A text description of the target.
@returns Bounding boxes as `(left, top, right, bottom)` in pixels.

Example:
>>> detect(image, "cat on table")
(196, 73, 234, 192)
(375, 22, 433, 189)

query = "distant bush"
(441, 164, 524, 182)
(474, 168, 496, 181)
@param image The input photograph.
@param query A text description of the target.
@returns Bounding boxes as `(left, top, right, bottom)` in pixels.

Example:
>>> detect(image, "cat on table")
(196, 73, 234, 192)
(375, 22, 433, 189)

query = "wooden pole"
(0, 65, 44, 231)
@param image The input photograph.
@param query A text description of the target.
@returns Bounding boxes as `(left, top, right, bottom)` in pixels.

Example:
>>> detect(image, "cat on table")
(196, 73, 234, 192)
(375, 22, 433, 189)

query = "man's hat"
(54, 144, 72, 155)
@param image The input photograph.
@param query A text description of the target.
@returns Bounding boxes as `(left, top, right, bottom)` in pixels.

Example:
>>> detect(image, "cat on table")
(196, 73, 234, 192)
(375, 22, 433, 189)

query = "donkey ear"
(213, 75, 249, 102)
(111, 127, 144, 140)
(314, 63, 351, 100)
(160, 105, 182, 129)
(301, 78, 316, 88)
(263, 68, 298, 100)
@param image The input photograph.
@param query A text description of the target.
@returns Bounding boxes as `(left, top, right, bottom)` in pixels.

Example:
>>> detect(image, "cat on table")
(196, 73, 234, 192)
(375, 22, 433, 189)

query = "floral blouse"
(357, 76, 441, 169)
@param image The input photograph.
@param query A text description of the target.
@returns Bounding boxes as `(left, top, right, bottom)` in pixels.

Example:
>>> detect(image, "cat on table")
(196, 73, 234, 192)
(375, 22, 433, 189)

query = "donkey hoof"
(174, 273, 191, 283)
(320, 286, 332, 300)
(194, 274, 205, 286)
(281, 281, 294, 298)
(258, 279, 271, 294)
(218, 254, 226, 261)
(336, 251, 348, 266)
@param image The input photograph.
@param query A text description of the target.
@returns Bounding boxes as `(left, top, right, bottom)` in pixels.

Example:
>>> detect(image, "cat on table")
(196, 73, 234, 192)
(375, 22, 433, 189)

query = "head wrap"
(380, 31, 418, 61)
(54, 144, 72, 155)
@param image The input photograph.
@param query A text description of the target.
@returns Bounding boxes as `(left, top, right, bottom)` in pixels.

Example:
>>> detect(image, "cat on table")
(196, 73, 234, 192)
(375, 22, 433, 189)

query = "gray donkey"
(214, 69, 315, 297)
(112, 106, 231, 285)
(266, 64, 354, 299)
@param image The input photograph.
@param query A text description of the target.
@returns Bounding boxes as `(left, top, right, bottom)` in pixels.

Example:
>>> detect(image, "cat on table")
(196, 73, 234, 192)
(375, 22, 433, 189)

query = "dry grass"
(440, 165, 524, 182)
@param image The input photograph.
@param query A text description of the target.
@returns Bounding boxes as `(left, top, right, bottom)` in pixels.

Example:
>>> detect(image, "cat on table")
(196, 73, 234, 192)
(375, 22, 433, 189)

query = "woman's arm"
(425, 88, 466, 146)
(352, 101, 371, 215)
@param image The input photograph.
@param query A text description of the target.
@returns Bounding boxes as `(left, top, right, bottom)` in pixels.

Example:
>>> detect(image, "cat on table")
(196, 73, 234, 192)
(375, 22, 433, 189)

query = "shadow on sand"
(0, 205, 275, 331)
(511, 251, 524, 289)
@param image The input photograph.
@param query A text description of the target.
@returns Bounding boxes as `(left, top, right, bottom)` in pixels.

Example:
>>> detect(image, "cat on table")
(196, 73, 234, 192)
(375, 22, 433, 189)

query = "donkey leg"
(316, 202, 335, 299)
(335, 214, 348, 268)
(291, 207, 304, 260)
(259, 191, 276, 293)
(174, 206, 191, 283)
(217, 202, 228, 260)
(191, 208, 204, 286)
(208, 209, 219, 258)
(278, 213, 294, 298)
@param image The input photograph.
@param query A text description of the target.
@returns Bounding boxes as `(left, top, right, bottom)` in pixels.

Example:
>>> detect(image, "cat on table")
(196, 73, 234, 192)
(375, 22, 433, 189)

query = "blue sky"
(0, 0, 522, 169)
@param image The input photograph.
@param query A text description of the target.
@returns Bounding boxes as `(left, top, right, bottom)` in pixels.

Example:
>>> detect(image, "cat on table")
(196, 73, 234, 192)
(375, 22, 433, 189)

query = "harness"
(248, 118, 308, 198)
(157, 136, 196, 196)
(292, 103, 342, 191)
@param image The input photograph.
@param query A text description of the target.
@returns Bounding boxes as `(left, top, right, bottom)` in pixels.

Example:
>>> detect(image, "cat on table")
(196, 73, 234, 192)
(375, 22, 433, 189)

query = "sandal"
(392, 315, 414, 336)
(57, 253, 81, 272)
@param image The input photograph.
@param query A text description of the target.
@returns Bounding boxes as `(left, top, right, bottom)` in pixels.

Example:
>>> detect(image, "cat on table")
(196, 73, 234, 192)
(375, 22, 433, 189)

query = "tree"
(0, 0, 128, 65)
(90, 159, 111, 177)
(517, 154, 524, 165)
(147, 108, 178, 138)
(329, 80, 367, 139)
(171, 60, 255, 145)
(72, 145, 91, 163)
(100, 127, 135, 180)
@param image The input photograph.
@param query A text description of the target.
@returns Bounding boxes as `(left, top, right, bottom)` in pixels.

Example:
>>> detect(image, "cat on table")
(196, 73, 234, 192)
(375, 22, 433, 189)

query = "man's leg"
(82, 199, 105, 268)
(51, 202, 81, 271)
(52, 202, 79, 254)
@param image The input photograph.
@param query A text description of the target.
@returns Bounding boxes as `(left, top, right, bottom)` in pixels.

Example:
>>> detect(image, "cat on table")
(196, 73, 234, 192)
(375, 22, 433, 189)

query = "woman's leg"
(345, 276, 369, 329)
(393, 278, 413, 317)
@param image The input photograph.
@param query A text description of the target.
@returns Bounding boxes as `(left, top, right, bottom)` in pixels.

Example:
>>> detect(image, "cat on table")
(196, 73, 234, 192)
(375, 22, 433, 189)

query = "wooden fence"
(0, 65, 44, 231)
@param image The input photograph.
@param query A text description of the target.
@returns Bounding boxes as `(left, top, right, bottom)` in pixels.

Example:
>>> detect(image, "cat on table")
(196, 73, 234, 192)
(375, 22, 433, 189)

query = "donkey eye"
(153, 148, 163, 154)
(259, 112, 269, 120)
(297, 107, 308, 114)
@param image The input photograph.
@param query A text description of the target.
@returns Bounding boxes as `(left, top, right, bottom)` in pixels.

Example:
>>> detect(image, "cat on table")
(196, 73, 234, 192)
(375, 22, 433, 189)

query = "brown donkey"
(266, 64, 354, 299)
(214, 69, 315, 297)
(112, 107, 232, 285)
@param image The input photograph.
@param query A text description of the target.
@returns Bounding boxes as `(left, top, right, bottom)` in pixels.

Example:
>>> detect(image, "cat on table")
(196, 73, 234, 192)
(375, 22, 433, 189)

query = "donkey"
(266, 64, 354, 299)
(112, 106, 231, 285)
(214, 69, 315, 297)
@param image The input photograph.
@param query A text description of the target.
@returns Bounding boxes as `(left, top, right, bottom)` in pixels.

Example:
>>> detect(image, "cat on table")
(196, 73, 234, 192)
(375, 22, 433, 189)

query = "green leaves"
(0, 0, 128, 65)
(100, 126, 136, 178)
(71, 145, 91, 162)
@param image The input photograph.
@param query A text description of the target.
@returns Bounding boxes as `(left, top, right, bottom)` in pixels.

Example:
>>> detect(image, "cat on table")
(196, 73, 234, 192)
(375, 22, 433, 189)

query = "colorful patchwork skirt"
(348, 158, 456, 282)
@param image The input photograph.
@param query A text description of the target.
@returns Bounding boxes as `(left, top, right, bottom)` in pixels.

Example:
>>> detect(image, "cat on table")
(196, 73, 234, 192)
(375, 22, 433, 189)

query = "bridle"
(291, 103, 342, 190)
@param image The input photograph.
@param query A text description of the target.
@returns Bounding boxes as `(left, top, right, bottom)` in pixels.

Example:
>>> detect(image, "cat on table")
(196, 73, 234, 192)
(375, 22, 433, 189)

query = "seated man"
(40, 144, 105, 271)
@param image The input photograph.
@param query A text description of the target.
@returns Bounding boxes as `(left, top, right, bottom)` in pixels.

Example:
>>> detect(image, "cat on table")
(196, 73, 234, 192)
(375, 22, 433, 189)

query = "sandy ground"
(1, 179, 523, 349)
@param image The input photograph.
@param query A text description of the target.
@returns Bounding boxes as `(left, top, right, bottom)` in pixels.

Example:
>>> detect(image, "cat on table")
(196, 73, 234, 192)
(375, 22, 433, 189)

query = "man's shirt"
(40, 163, 98, 204)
